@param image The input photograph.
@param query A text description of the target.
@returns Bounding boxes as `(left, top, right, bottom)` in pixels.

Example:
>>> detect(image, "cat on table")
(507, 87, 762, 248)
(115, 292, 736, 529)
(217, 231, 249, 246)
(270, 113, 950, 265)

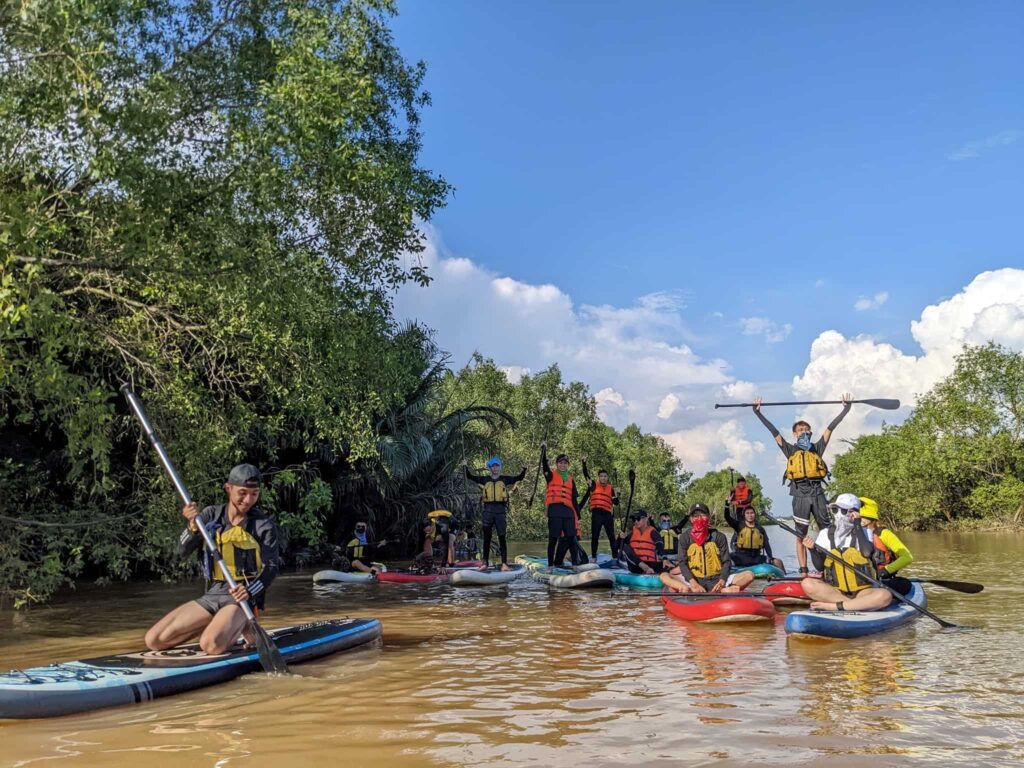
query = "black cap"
(736, 476, 746, 482)
(227, 463, 261, 488)
(689, 502, 710, 516)
(631, 509, 649, 521)
(555, 453, 569, 462)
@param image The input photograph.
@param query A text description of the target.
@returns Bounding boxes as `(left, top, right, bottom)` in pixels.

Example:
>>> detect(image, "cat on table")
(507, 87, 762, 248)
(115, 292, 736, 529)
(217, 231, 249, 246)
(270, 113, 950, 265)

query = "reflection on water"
(1, 530, 1023, 767)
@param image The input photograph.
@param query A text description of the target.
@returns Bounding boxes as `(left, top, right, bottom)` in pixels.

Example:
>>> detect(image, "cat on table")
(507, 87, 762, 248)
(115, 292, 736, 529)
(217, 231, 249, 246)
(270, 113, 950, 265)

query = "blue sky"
(389, 1, 1024, 509)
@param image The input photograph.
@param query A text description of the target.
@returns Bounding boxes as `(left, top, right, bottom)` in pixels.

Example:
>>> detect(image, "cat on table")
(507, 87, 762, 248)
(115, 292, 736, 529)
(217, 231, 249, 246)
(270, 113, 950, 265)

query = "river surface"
(1, 529, 1022, 767)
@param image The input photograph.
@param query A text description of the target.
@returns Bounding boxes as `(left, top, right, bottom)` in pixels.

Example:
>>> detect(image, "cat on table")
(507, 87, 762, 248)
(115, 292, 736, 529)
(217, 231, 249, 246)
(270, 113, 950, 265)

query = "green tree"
(0, 0, 450, 605)
(680, 469, 772, 525)
(831, 343, 1024, 529)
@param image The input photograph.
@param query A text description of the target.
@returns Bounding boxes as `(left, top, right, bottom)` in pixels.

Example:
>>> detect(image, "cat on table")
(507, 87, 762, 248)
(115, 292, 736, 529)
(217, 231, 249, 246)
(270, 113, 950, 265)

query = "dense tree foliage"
(0, 0, 454, 605)
(442, 356, 693, 539)
(679, 468, 772, 525)
(830, 344, 1024, 529)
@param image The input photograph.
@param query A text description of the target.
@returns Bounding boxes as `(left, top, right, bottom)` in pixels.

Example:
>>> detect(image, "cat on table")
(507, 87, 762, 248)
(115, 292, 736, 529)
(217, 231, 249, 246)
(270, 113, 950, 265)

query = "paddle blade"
(916, 578, 984, 594)
(860, 398, 901, 410)
(250, 621, 289, 674)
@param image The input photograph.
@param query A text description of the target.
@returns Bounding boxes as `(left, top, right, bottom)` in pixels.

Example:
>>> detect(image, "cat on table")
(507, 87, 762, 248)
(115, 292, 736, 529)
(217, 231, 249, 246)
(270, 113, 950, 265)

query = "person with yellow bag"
(751, 394, 852, 575)
(800, 493, 915, 611)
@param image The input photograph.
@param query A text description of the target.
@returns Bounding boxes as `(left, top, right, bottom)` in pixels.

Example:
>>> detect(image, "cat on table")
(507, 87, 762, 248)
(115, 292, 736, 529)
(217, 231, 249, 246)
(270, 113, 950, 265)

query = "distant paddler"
(422, 510, 456, 567)
(581, 457, 620, 559)
(801, 494, 915, 611)
(464, 457, 527, 571)
(751, 394, 852, 575)
(657, 511, 680, 557)
(540, 442, 584, 567)
(145, 464, 280, 655)
(659, 503, 755, 594)
(343, 521, 389, 576)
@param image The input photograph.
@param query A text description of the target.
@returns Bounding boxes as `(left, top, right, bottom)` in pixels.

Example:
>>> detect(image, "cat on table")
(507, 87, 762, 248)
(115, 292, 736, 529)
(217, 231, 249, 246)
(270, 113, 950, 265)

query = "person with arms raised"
(751, 394, 852, 575)
(464, 457, 527, 571)
(581, 458, 620, 559)
(145, 464, 279, 655)
(725, 503, 785, 573)
(540, 442, 583, 567)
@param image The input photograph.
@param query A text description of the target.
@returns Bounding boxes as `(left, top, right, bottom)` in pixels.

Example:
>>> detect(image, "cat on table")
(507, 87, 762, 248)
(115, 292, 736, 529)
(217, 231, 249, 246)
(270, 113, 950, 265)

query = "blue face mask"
(796, 432, 813, 450)
(660, 522, 670, 530)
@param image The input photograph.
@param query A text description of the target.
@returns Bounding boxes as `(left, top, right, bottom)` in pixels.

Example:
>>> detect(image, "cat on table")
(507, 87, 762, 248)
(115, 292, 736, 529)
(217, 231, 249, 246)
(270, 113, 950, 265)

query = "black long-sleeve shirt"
(465, 467, 528, 511)
(724, 506, 774, 561)
(179, 504, 280, 601)
(620, 525, 666, 568)
(540, 445, 580, 519)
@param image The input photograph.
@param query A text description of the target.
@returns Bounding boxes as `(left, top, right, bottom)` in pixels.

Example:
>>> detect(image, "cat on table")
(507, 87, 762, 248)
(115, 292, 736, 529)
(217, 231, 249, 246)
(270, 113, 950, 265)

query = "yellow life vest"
(736, 525, 765, 551)
(660, 527, 679, 553)
(347, 537, 367, 560)
(686, 539, 723, 579)
(784, 450, 828, 482)
(481, 480, 508, 504)
(214, 523, 263, 583)
(824, 531, 873, 594)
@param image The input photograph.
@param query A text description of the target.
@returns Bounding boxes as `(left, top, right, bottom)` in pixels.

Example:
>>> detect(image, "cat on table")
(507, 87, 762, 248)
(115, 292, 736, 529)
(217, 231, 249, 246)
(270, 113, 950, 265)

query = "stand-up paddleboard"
(0, 618, 381, 719)
(450, 565, 525, 586)
(732, 563, 786, 579)
(785, 583, 926, 639)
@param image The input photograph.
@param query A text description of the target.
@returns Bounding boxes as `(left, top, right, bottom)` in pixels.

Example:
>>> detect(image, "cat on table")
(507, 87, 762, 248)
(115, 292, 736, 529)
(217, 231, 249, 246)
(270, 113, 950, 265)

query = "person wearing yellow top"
(801, 494, 915, 612)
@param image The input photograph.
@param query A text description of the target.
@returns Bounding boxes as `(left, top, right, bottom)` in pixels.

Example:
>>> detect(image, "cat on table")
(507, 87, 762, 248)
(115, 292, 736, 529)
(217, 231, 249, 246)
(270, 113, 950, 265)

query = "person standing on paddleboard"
(464, 457, 527, 571)
(751, 394, 852, 575)
(145, 464, 280, 655)
(540, 442, 583, 567)
(581, 458, 620, 559)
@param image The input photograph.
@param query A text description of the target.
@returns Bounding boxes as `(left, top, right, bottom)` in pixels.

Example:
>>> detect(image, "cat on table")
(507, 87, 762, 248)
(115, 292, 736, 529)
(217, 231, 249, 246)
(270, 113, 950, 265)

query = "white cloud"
(792, 268, 1024, 439)
(720, 380, 758, 403)
(395, 225, 733, 433)
(740, 316, 793, 343)
(854, 291, 889, 311)
(657, 393, 681, 420)
(658, 420, 766, 475)
(499, 365, 531, 384)
(948, 129, 1022, 161)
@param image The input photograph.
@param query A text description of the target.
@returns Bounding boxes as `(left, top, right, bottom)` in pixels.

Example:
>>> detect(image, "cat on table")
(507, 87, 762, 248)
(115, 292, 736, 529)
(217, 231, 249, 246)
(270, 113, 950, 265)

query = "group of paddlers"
(142, 392, 916, 653)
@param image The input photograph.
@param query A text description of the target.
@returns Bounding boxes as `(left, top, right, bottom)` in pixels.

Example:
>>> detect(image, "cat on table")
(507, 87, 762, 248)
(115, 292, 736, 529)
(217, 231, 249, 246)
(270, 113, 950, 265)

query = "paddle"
(526, 428, 548, 508)
(768, 575, 983, 594)
(122, 385, 289, 674)
(622, 468, 636, 534)
(761, 510, 961, 629)
(715, 398, 901, 410)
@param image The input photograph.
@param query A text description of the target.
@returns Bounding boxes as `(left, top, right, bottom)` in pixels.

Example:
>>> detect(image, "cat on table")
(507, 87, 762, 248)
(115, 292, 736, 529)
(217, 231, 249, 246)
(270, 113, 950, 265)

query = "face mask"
(660, 522, 670, 530)
(690, 517, 710, 545)
(355, 529, 368, 544)
(796, 433, 813, 450)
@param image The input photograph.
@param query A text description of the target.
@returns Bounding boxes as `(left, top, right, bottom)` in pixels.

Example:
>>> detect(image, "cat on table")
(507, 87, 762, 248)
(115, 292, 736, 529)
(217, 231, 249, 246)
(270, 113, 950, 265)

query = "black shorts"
(792, 492, 831, 536)
(481, 507, 508, 536)
(731, 551, 767, 568)
(627, 560, 666, 574)
(194, 583, 262, 615)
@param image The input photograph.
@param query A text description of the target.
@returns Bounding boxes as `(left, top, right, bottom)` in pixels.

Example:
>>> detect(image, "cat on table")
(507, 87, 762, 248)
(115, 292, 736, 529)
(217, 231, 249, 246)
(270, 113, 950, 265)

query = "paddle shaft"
(763, 511, 957, 628)
(527, 428, 548, 508)
(715, 398, 900, 410)
(122, 386, 255, 622)
(622, 469, 636, 533)
(621, 591, 773, 599)
(768, 575, 982, 594)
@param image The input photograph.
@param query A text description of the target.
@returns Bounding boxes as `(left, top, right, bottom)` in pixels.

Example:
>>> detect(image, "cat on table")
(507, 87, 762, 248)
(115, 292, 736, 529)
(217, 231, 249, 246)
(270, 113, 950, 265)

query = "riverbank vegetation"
(830, 344, 1024, 530)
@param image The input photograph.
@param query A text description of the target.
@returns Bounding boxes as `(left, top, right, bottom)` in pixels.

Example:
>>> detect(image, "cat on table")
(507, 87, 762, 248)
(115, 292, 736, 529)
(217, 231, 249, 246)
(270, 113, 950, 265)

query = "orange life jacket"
(629, 526, 659, 562)
(545, 472, 575, 509)
(732, 486, 752, 508)
(590, 482, 614, 512)
(871, 529, 893, 568)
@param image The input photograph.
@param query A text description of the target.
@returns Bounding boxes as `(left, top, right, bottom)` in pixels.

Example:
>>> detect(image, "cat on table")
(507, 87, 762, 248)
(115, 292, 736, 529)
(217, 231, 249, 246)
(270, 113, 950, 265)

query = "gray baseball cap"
(227, 463, 261, 488)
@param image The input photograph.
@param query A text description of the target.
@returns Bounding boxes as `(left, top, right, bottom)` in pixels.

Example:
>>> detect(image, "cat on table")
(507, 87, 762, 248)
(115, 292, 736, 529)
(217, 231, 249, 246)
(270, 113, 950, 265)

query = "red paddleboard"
(661, 594, 776, 623)
(762, 581, 812, 606)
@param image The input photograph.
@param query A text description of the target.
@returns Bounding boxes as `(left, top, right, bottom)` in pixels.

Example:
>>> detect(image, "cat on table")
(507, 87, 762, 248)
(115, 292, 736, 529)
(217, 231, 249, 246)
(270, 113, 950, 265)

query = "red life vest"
(590, 482, 614, 512)
(629, 526, 659, 562)
(545, 472, 575, 509)
(732, 486, 752, 508)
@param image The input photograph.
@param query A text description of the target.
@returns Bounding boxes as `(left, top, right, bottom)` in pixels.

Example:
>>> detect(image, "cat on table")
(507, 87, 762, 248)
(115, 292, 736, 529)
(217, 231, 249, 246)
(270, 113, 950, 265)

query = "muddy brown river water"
(1, 530, 1022, 767)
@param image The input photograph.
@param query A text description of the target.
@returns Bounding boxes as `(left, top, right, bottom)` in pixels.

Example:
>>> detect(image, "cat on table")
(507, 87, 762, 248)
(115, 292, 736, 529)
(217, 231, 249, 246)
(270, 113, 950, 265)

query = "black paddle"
(526, 429, 548, 508)
(122, 385, 289, 674)
(622, 468, 636, 533)
(762, 511, 961, 629)
(768, 575, 983, 594)
(715, 398, 901, 410)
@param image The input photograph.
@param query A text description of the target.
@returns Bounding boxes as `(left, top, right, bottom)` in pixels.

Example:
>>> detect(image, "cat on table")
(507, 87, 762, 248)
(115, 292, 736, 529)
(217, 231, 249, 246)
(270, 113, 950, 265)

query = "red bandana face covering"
(690, 517, 710, 546)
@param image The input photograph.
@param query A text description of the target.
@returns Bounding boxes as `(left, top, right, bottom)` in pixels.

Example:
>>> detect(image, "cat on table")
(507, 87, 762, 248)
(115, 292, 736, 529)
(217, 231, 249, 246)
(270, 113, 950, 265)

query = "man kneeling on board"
(620, 510, 672, 574)
(343, 521, 389, 575)
(659, 503, 755, 593)
(801, 493, 914, 611)
(145, 464, 280, 655)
